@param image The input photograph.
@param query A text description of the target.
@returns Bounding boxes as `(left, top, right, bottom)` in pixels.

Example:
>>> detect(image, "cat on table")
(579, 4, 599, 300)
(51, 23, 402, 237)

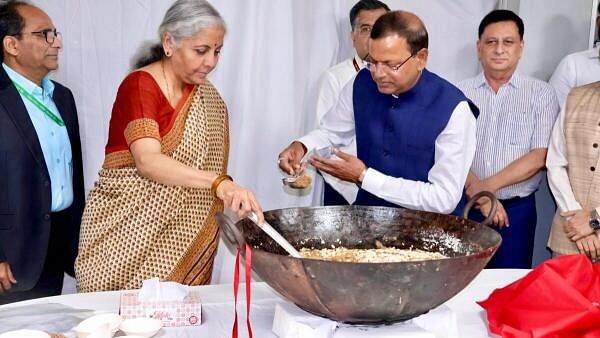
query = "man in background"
(314, 0, 389, 206)
(0, 1, 84, 303)
(457, 10, 559, 268)
(549, 3, 600, 107)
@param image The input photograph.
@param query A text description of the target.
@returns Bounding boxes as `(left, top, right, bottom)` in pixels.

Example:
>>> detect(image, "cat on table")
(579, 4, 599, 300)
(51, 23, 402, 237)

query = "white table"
(0, 269, 529, 338)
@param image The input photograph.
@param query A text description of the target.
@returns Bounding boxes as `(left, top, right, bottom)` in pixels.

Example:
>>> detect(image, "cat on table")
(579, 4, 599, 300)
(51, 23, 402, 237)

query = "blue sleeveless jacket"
(353, 68, 478, 215)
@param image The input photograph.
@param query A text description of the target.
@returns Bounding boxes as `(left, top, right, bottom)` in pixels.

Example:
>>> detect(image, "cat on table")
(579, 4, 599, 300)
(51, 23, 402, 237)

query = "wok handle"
(215, 212, 245, 249)
(462, 191, 498, 226)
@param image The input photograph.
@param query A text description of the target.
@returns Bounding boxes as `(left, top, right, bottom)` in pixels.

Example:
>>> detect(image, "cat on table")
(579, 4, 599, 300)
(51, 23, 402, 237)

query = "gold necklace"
(161, 59, 172, 103)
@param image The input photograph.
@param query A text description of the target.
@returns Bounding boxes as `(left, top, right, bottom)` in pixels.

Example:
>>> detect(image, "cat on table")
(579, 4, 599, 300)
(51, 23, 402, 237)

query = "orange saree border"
(103, 86, 198, 169)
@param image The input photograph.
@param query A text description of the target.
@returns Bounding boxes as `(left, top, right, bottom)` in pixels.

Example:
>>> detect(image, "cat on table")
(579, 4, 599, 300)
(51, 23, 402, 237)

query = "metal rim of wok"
(216, 192, 501, 324)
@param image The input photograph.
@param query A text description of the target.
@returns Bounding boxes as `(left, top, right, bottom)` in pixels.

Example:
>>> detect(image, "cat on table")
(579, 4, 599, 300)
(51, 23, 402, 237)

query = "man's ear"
(3, 35, 19, 57)
(476, 39, 483, 60)
(415, 48, 428, 71)
(350, 29, 358, 47)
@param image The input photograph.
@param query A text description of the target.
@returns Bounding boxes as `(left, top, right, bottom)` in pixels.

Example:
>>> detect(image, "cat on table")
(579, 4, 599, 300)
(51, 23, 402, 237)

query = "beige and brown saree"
(75, 78, 229, 292)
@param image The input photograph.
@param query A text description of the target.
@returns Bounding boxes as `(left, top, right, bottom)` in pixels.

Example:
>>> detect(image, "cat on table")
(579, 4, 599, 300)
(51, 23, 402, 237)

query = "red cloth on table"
(478, 254, 600, 337)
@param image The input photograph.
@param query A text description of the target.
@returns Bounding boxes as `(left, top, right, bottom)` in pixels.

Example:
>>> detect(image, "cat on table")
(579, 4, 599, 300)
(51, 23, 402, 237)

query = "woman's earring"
(165, 50, 172, 57)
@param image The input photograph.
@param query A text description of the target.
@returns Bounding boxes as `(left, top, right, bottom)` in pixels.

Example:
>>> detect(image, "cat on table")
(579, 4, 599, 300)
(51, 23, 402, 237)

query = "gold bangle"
(211, 174, 233, 197)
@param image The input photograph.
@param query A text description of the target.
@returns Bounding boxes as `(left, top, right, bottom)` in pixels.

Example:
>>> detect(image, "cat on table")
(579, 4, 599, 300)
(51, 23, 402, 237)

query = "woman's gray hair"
(132, 0, 225, 69)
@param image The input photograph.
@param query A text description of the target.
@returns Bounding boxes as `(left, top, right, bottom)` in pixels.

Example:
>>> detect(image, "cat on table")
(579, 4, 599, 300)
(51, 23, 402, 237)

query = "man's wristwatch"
(590, 210, 600, 230)
(356, 167, 368, 188)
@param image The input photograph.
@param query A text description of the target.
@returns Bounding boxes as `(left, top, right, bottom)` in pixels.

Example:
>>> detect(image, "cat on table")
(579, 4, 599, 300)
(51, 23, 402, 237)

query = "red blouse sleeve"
(105, 71, 165, 154)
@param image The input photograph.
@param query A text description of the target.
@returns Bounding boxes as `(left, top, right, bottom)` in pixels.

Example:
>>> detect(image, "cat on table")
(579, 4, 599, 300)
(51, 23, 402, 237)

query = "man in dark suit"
(0, 1, 84, 304)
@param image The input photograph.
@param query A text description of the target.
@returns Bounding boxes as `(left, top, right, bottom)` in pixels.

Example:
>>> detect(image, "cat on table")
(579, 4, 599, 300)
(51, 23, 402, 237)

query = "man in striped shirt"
(457, 10, 559, 268)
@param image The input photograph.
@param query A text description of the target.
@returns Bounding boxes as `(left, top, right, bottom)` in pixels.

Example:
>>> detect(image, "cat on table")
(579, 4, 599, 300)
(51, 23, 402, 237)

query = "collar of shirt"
(475, 71, 522, 91)
(2, 63, 55, 100)
(587, 46, 600, 59)
(353, 51, 367, 69)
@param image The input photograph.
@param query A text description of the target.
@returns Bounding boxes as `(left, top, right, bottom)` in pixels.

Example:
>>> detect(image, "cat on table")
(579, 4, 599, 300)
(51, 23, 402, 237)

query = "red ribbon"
(232, 243, 253, 338)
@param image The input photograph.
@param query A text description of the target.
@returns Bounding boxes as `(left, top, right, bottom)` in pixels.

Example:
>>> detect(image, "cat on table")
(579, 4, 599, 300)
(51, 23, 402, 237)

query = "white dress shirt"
(314, 53, 364, 204)
(298, 74, 477, 214)
(316, 53, 364, 122)
(549, 47, 600, 107)
(546, 105, 600, 214)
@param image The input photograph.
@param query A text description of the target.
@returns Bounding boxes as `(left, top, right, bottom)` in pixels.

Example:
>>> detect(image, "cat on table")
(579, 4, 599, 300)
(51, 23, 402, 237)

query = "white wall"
(36, 0, 496, 284)
(30, 1, 596, 283)
(518, 0, 593, 81)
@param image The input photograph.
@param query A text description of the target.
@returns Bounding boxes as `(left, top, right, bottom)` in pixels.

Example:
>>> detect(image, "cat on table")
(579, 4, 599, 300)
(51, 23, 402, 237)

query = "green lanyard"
(12, 80, 65, 127)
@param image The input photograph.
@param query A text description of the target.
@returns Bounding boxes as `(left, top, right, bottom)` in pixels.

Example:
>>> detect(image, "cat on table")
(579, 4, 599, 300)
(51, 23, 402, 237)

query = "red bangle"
(211, 174, 233, 197)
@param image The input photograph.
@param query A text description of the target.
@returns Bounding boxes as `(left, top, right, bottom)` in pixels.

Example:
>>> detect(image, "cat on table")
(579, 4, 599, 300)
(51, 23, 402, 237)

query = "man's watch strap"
(357, 167, 368, 188)
(590, 209, 600, 230)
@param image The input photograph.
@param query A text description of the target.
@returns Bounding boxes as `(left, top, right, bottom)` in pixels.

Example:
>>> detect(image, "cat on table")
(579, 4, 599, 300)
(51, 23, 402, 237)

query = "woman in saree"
(75, 0, 263, 292)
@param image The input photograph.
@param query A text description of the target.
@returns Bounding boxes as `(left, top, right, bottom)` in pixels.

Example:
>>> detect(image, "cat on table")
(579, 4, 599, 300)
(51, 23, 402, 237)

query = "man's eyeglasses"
(16, 28, 62, 44)
(365, 51, 417, 73)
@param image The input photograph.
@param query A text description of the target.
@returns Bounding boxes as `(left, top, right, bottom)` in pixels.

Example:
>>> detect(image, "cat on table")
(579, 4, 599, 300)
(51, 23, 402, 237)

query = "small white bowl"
(0, 330, 50, 338)
(73, 313, 122, 338)
(119, 318, 162, 338)
(86, 332, 112, 338)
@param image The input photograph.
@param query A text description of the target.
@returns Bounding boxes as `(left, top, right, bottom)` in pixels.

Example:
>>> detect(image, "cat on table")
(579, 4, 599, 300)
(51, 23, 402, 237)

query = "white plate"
(119, 317, 162, 338)
(73, 313, 122, 338)
(0, 330, 50, 338)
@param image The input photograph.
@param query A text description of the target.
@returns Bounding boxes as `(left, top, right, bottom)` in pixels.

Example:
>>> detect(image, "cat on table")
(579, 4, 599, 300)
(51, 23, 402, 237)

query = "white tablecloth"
(0, 269, 529, 338)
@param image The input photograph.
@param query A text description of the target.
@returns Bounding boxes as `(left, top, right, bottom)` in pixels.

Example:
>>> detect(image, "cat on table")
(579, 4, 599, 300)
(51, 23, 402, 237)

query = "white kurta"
(313, 53, 364, 204)
(549, 47, 600, 107)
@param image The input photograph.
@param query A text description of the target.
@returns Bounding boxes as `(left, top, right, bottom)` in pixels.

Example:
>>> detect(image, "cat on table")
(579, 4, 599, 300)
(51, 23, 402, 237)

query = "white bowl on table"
(72, 313, 122, 338)
(86, 332, 112, 338)
(119, 318, 162, 338)
(0, 330, 50, 338)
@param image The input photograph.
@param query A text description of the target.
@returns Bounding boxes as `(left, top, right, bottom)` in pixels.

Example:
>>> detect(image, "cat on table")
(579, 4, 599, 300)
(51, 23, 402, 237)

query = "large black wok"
(216, 195, 501, 324)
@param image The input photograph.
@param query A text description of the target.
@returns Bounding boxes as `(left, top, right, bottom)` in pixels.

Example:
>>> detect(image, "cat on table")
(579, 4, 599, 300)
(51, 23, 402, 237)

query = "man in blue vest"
(278, 10, 478, 215)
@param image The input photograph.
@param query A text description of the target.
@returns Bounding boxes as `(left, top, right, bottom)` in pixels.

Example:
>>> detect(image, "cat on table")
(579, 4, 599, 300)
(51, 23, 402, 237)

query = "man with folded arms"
(457, 10, 559, 268)
(546, 82, 600, 261)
